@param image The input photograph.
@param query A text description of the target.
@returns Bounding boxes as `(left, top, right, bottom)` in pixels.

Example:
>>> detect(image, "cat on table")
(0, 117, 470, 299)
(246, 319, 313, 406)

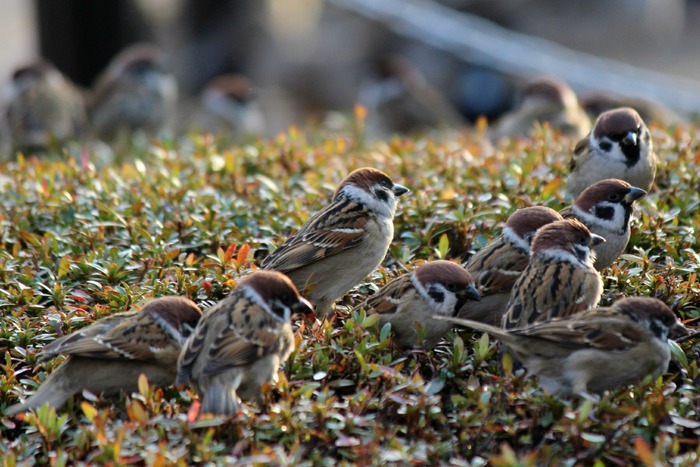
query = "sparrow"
(460, 206, 564, 325)
(177, 73, 265, 139)
(359, 56, 465, 137)
(502, 219, 605, 330)
(567, 107, 656, 199)
(261, 167, 409, 317)
(89, 43, 178, 140)
(356, 260, 481, 349)
(437, 297, 689, 396)
(560, 179, 646, 270)
(176, 271, 312, 416)
(489, 77, 591, 140)
(5, 296, 202, 416)
(4, 60, 87, 152)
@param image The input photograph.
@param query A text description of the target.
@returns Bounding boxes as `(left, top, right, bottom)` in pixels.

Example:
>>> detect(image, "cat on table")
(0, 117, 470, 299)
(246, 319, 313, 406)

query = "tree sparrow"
(502, 219, 604, 329)
(261, 167, 409, 317)
(176, 271, 312, 416)
(460, 206, 564, 325)
(89, 43, 178, 140)
(4, 60, 87, 152)
(489, 77, 591, 140)
(177, 73, 265, 139)
(5, 297, 202, 416)
(359, 56, 465, 137)
(567, 107, 656, 199)
(356, 260, 480, 349)
(560, 179, 646, 270)
(438, 297, 689, 397)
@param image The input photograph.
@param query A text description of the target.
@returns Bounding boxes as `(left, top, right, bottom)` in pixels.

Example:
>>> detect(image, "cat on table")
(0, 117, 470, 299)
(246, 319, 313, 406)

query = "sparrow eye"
(599, 141, 613, 151)
(379, 179, 392, 189)
(608, 193, 621, 202)
(579, 235, 589, 245)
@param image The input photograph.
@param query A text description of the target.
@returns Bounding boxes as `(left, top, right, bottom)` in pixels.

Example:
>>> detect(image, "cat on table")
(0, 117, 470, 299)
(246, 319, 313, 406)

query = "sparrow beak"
(590, 234, 606, 246)
(624, 187, 647, 204)
(459, 284, 481, 302)
(669, 322, 690, 340)
(293, 296, 315, 316)
(392, 183, 410, 197)
(621, 131, 638, 146)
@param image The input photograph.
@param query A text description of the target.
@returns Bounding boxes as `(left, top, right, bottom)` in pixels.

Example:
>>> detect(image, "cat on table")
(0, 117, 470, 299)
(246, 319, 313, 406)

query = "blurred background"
(2, 0, 700, 139)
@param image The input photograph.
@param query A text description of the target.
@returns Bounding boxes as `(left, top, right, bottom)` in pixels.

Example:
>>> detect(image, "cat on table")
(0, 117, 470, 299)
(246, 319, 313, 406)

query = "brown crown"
(413, 260, 474, 287)
(505, 206, 564, 239)
(593, 107, 643, 138)
(143, 296, 202, 330)
(574, 179, 632, 211)
(531, 219, 593, 253)
(335, 167, 394, 197)
(238, 270, 302, 301)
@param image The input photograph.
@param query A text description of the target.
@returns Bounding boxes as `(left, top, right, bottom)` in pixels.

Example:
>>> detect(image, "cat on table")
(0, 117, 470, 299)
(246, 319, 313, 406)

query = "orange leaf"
(187, 400, 201, 423)
(225, 243, 237, 262)
(634, 437, 656, 467)
(237, 244, 250, 264)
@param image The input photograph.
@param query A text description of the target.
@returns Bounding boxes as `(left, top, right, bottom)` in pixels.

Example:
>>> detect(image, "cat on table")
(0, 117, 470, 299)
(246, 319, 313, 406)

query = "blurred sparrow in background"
(489, 77, 591, 140)
(177, 73, 265, 140)
(4, 60, 87, 152)
(89, 43, 177, 140)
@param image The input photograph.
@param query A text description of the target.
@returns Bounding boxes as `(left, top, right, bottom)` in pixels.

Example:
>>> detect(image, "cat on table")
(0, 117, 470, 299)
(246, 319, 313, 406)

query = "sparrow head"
(591, 107, 651, 167)
(10, 61, 61, 90)
(503, 206, 564, 251)
(574, 179, 647, 231)
(614, 297, 689, 341)
(411, 260, 480, 316)
(238, 271, 313, 322)
(523, 77, 578, 111)
(335, 167, 409, 218)
(142, 296, 203, 343)
(531, 219, 605, 265)
(203, 74, 256, 106)
(104, 43, 173, 91)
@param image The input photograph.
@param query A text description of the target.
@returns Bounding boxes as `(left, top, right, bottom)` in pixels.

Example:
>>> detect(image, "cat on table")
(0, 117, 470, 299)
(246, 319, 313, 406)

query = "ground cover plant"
(1, 120, 700, 465)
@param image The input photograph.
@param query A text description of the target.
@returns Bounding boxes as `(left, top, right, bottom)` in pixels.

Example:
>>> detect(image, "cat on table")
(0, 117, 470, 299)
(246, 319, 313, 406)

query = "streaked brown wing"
(261, 198, 369, 273)
(199, 296, 283, 376)
(515, 312, 641, 351)
(559, 206, 575, 219)
(39, 311, 140, 361)
(360, 275, 413, 315)
(569, 137, 590, 172)
(503, 258, 596, 328)
(467, 237, 528, 294)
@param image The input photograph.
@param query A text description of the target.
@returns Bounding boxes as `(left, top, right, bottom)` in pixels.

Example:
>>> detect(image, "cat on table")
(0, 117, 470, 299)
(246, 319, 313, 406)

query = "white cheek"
(340, 185, 397, 219)
(595, 139, 627, 164)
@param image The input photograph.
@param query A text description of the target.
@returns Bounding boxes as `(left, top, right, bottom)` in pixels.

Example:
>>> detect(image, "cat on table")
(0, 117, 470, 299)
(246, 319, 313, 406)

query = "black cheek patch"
(599, 141, 613, 152)
(428, 287, 445, 304)
(375, 188, 389, 202)
(649, 320, 665, 340)
(271, 303, 287, 320)
(594, 206, 615, 221)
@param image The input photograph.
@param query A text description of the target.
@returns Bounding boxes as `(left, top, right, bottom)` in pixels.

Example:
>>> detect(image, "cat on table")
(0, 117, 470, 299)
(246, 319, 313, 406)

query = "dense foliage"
(1, 121, 699, 465)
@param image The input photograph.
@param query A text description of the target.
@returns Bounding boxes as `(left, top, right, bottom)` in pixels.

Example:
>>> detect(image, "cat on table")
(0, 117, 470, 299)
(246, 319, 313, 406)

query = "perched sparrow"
(502, 219, 604, 329)
(176, 271, 312, 416)
(356, 260, 480, 349)
(438, 297, 689, 396)
(89, 43, 178, 140)
(567, 107, 656, 199)
(4, 60, 87, 151)
(261, 167, 409, 317)
(489, 77, 591, 140)
(561, 179, 646, 270)
(177, 74, 265, 139)
(460, 206, 564, 325)
(359, 56, 464, 137)
(5, 297, 202, 416)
